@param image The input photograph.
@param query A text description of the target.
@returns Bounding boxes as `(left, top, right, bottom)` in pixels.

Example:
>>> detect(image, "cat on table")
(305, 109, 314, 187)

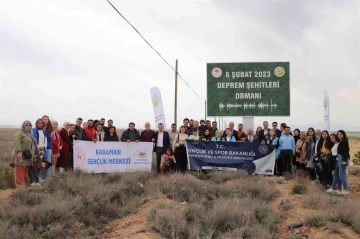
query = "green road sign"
(207, 62, 290, 116)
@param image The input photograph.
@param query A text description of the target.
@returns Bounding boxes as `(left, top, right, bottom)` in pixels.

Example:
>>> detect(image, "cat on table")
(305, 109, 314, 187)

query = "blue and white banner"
(185, 140, 275, 175)
(73, 141, 153, 173)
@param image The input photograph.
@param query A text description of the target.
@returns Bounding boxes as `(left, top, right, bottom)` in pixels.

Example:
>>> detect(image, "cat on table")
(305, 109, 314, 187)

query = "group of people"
(9, 116, 351, 195)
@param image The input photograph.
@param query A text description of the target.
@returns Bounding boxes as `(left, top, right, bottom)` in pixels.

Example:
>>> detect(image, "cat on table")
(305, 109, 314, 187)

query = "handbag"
(174, 134, 180, 148)
(295, 141, 305, 157)
(22, 136, 33, 159)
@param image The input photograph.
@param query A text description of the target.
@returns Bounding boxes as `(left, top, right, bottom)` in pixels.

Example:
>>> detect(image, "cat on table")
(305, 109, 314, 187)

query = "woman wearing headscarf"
(9, 121, 39, 188)
(58, 122, 71, 173)
(292, 128, 301, 166)
(295, 132, 307, 171)
(267, 129, 280, 175)
(29, 119, 47, 186)
(211, 130, 223, 141)
(200, 129, 212, 141)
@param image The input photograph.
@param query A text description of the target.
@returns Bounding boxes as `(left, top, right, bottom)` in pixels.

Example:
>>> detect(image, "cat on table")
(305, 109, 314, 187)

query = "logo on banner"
(152, 95, 160, 107)
(212, 67, 222, 78)
(258, 145, 268, 154)
(274, 66, 285, 77)
(137, 150, 148, 159)
(324, 97, 329, 109)
(74, 146, 86, 167)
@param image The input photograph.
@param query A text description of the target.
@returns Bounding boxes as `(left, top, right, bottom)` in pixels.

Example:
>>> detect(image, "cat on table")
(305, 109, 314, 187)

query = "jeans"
(39, 149, 52, 180)
(331, 155, 349, 190)
(28, 166, 40, 184)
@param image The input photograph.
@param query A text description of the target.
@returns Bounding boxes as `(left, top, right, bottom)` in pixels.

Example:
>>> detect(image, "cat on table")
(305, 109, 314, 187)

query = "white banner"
(323, 90, 330, 131)
(150, 86, 166, 129)
(73, 141, 153, 173)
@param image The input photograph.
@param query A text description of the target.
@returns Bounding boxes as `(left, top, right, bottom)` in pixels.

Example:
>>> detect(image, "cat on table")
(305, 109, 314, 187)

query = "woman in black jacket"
(332, 130, 350, 195)
(104, 126, 119, 141)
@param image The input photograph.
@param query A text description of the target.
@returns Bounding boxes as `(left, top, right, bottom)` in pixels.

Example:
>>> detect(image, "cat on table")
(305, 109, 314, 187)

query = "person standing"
(141, 122, 155, 142)
(198, 120, 206, 136)
(259, 121, 270, 142)
(295, 132, 307, 171)
(94, 123, 105, 142)
(68, 124, 77, 170)
(317, 130, 334, 188)
(329, 130, 350, 195)
(173, 126, 189, 173)
(121, 122, 141, 142)
(221, 128, 236, 142)
(74, 118, 83, 140)
(48, 121, 62, 178)
(188, 128, 200, 141)
(200, 129, 212, 141)
(279, 127, 295, 176)
(267, 129, 280, 175)
(58, 122, 71, 173)
(30, 119, 47, 186)
(104, 126, 119, 141)
(103, 119, 113, 136)
(313, 129, 323, 183)
(237, 123, 247, 140)
(223, 122, 239, 141)
(272, 122, 282, 138)
(246, 128, 259, 143)
(10, 121, 38, 188)
(305, 136, 316, 180)
(154, 123, 170, 173)
(168, 123, 178, 147)
(82, 119, 96, 142)
(209, 121, 218, 138)
(40, 115, 53, 179)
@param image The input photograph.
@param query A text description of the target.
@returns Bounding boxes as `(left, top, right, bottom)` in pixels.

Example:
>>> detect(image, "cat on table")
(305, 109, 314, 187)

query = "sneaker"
(340, 190, 349, 195)
(35, 183, 41, 187)
(326, 188, 335, 193)
(30, 182, 36, 187)
(39, 179, 45, 183)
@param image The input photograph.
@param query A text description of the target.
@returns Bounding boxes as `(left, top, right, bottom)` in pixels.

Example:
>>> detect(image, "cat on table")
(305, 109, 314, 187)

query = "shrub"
(328, 198, 360, 233)
(0, 162, 15, 189)
(304, 215, 327, 227)
(353, 151, 360, 165)
(349, 167, 360, 177)
(0, 170, 154, 238)
(292, 184, 307, 194)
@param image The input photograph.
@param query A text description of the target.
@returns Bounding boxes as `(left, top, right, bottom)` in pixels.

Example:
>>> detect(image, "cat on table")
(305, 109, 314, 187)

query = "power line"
(106, 0, 203, 101)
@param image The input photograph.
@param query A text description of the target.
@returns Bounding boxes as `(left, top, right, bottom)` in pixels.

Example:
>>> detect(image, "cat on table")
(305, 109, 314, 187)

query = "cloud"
(0, 0, 359, 131)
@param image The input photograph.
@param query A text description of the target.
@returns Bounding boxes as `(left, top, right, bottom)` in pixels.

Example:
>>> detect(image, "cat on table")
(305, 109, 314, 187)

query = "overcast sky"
(0, 0, 359, 131)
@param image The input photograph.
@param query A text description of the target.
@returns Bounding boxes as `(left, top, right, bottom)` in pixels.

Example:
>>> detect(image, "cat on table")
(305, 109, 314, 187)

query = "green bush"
(304, 215, 327, 227)
(292, 184, 307, 194)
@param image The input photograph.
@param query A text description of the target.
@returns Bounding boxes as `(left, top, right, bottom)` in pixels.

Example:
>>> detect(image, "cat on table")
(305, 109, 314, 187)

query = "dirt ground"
(1, 132, 360, 239)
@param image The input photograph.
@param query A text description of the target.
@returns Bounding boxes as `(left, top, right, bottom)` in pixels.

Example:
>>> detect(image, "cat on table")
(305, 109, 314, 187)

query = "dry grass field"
(1, 128, 360, 239)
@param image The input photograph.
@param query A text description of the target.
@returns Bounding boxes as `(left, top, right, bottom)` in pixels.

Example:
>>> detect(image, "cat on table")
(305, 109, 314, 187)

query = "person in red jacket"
(50, 120, 62, 178)
(82, 119, 96, 141)
(57, 122, 72, 173)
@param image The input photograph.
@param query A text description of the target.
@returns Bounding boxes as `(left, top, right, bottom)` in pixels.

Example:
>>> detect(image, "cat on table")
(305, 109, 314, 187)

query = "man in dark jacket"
(120, 122, 141, 142)
(74, 117, 83, 140)
(154, 123, 170, 173)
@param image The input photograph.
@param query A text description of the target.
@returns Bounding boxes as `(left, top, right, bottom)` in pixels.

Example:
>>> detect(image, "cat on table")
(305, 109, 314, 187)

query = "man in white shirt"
(154, 123, 170, 173)
(168, 123, 178, 147)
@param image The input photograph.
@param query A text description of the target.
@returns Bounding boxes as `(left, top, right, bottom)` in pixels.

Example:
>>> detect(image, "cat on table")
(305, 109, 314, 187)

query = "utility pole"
(204, 100, 207, 121)
(174, 59, 178, 125)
